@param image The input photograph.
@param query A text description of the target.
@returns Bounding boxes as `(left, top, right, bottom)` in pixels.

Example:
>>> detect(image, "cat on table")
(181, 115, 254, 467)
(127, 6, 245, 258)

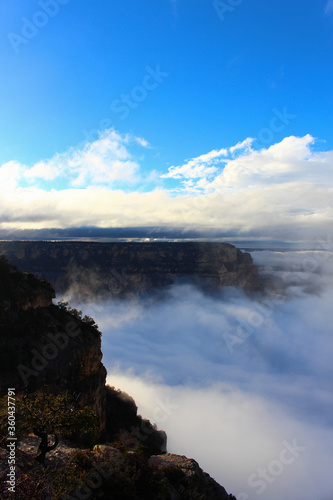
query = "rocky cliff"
(0, 257, 166, 450)
(0, 257, 237, 498)
(0, 241, 261, 298)
(0, 256, 107, 438)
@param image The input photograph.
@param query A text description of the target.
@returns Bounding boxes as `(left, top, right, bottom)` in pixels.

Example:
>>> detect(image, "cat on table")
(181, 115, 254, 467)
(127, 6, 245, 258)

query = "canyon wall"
(0, 241, 262, 298)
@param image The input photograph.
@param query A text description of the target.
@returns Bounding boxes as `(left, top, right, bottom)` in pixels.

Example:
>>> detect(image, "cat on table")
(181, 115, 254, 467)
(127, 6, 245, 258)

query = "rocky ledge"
(0, 439, 235, 499)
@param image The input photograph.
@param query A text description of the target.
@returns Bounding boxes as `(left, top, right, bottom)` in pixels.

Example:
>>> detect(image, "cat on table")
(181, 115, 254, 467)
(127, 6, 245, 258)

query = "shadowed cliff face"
(0, 258, 166, 453)
(0, 255, 55, 311)
(0, 241, 261, 299)
(0, 257, 107, 437)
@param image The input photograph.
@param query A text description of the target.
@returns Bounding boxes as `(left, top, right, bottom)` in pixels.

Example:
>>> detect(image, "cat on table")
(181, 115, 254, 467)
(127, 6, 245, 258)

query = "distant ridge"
(0, 241, 262, 298)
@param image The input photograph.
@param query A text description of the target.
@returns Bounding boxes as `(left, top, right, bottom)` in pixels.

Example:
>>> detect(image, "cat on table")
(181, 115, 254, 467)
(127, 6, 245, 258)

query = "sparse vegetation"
(57, 299, 100, 332)
(0, 391, 98, 462)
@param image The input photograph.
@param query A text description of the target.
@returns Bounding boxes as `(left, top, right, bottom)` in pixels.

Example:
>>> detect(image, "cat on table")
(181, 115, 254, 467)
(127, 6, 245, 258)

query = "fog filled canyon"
(1, 241, 333, 499)
(56, 244, 333, 500)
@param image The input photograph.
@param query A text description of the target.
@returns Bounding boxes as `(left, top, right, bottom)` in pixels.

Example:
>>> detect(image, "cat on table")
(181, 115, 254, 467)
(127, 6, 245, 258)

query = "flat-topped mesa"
(0, 241, 262, 297)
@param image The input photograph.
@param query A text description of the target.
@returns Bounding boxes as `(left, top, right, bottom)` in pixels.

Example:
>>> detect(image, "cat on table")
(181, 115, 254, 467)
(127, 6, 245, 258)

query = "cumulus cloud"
(63, 251, 333, 500)
(0, 132, 332, 243)
(23, 161, 60, 181)
(0, 129, 146, 191)
(0, 161, 22, 191)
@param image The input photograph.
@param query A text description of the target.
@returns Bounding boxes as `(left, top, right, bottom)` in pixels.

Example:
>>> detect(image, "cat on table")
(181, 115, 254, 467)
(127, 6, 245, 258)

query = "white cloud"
(0, 161, 22, 190)
(134, 136, 150, 148)
(23, 161, 60, 181)
(206, 135, 319, 189)
(162, 138, 254, 181)
(0, 129, 147, 190)
(51, 129, 145, 187)
(0, 133, 332, 243)
(229, 137, 254, 154)
(162, 147, 228, 179)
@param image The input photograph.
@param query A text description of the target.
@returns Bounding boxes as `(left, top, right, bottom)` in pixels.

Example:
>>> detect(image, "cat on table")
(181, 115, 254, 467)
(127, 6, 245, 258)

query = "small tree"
(1, 391, 98, 463)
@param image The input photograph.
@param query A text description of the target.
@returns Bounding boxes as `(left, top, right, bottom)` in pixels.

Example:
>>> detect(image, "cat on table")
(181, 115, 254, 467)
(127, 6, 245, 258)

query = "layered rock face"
(0, 257, 107, 437)
(0, 241, 261, 297)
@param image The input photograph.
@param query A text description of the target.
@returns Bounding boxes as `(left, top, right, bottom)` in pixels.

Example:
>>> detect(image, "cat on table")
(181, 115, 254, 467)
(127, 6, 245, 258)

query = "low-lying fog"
(63, 248, 333, 500)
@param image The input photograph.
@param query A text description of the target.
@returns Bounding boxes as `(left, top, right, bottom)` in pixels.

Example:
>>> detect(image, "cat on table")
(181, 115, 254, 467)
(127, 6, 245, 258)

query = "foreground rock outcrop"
(150, 453, 234, 499)
(0, 256, 163, 448)
(0, 241, 261, 298)
(0, 439, 236, 499)
(0, 256, 237, 498)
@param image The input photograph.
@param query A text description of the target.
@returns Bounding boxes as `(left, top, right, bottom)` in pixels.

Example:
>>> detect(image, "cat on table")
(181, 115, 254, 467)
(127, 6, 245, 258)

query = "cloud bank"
(62, 250, 333, 500)
(1, 131, 332, 243)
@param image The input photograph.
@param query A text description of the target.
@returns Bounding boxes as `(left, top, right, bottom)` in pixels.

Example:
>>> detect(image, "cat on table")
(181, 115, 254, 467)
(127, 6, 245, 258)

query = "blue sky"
(0, 0, 332, 242)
